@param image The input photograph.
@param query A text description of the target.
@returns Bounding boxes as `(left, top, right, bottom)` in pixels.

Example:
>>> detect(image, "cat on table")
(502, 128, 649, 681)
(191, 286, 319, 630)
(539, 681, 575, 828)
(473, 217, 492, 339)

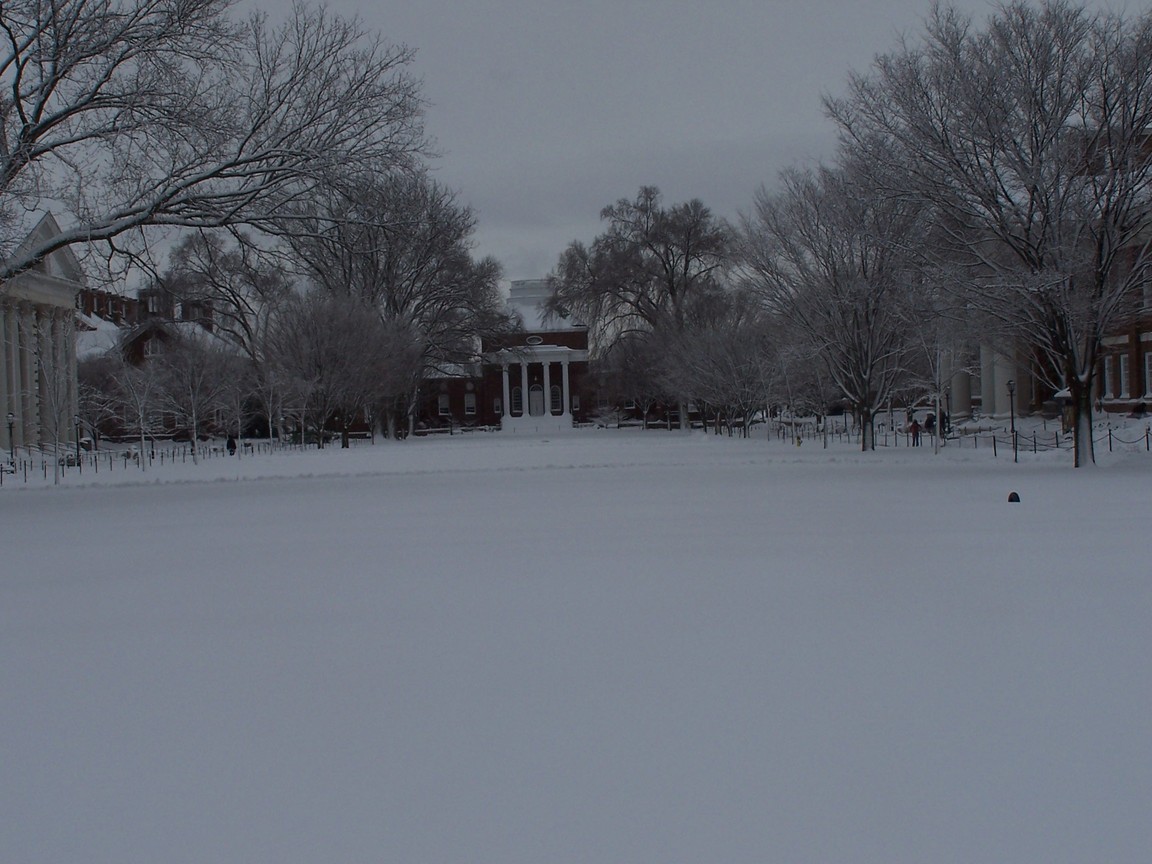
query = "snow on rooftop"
(75, 311, 124, 360)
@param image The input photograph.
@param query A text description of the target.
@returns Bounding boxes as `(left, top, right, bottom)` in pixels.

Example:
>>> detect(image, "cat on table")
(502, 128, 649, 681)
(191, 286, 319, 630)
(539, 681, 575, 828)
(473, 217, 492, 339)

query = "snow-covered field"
(3, 428, 1150, 864)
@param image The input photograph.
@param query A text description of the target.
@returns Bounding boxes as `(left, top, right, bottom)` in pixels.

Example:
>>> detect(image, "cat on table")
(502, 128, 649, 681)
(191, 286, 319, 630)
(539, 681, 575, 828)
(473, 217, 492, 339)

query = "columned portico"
(1, 214, 84, 456)
(946, 343, 1034, 422)
(480, 279, 590, 433)
(492, 346, 588, 433)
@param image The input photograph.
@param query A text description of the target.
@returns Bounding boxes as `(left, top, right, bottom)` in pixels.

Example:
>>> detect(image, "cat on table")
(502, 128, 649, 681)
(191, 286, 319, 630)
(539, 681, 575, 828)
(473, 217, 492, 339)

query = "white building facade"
(1, 215, 83, 457)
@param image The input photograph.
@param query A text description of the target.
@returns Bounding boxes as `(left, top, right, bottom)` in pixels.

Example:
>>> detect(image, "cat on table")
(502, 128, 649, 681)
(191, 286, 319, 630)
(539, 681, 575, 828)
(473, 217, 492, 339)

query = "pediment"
(11, 213, 86, 285)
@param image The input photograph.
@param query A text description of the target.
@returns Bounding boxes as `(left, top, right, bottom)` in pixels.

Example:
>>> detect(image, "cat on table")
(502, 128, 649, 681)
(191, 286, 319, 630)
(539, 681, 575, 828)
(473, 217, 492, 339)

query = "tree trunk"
(1070, 380, 1096, 468)
(189, 407, 199, 465)
(859, 407, 875, 452)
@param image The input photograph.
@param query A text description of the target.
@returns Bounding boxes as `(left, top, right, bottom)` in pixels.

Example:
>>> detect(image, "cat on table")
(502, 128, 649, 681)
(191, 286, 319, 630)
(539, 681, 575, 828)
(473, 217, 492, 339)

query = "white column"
(980, 344, 998, 416)
(501, 362, 510, 419)
(519, 362, 529, 416)
(18, 303, 35, 447)
(65, 311, 78, 434)
(0, 303, 9, 452)
(993, 349, 1015, 419)
(542, 361, 552, 415)
(4, 302, 18, 450)
(0, 304, 8, 440)
(38, 306, 53, 445)
(561, 360, 571, 418)
(949, 369, 971, 420)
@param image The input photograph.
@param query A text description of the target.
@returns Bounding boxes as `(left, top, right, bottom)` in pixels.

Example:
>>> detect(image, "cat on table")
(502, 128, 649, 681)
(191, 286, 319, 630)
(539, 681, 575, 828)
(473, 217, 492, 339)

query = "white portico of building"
(1, 214, 82, 457)
(489, 280, 589, 434)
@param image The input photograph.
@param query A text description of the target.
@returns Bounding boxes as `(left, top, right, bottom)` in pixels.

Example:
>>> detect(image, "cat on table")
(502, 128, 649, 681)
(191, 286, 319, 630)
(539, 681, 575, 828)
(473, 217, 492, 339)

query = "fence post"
(1109, 429, 1113, 452)
(1033, 432, 1037, 454)
(992, 434, 997, 457)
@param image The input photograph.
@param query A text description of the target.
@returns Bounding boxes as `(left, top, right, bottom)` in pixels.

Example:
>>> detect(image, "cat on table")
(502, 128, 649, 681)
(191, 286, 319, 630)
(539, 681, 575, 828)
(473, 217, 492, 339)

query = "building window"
(511, 387, 523, 415)
(550, 385, 562, 413)
(571, 395, 580, 412)
(1119, 354, 1130, 398)
(464, 392, 477, 415)
(1144, 352, 1152, 398)
(143, 338, 161, 359)
(1103, 357, 1114, 398)
(438, 393, 451, 415)
(624, 398, 636, 410)
(493, 397, 502, 415)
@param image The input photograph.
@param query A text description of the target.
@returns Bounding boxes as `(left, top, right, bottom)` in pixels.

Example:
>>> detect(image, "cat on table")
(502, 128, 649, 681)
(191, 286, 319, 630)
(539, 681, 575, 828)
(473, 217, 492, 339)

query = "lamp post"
(1006, 379, 1016, 434)
(1007, 379, 1017, 463)
(6, 411, 13, 464)
(73, 414, 82, 465)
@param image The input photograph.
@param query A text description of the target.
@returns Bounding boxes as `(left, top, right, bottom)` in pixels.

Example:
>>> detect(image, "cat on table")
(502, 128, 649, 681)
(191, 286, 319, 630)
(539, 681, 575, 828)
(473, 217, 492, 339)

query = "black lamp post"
(1007, 379, 1017, 463)
(6, 411, 13, 464)
(73, 414, 82, 464)
(1006, 379, 1016, 435)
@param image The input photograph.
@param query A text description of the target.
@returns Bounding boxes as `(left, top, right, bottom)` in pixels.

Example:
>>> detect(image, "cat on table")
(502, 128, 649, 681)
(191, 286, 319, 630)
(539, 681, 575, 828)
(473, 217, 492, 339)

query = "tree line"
(7, 1, 1151, 466)
(549, 0, 1152, 465)
(0, 0, 515, 454)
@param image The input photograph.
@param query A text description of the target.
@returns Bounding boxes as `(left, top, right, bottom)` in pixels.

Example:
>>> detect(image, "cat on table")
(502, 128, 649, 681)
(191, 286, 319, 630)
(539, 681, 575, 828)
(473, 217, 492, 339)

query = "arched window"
(550, 385, 562, 413)
(511, 386, 523, 415)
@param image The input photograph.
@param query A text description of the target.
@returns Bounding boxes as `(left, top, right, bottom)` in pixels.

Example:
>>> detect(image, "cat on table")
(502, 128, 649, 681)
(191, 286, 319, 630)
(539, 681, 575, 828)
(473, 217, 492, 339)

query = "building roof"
(76, 312, 125, 360)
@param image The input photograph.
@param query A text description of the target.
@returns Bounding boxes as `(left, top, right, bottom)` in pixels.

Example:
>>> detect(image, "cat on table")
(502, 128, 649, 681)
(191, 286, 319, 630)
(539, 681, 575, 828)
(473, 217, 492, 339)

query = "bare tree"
(741, 164, 922, 450)
(285, 171, 513, 438)
(163, 230, 295, 443)
(547, 186, 733, 427)
(77, 355, 122, 449)
(0, 0, 426, 281)
(827, 1, 1152, 465)
(105, 350, 163, 470)
(156, 334, 232, 463)
(665, 293, 777, 438)
(266, 289, 397, 447)
(595, 332, 670, 430)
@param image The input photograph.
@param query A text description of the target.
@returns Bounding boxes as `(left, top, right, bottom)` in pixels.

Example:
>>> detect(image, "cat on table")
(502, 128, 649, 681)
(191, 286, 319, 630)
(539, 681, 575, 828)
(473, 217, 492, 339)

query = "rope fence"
(3, 422, 1150, 487)
(770, 418, 1152, 457)
(0, 436, 377, 487)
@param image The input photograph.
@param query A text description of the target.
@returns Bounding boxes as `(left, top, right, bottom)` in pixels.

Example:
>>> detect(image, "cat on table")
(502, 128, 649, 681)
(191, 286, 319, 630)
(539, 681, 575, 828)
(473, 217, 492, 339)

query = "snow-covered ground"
(3, 427, 1150, 864)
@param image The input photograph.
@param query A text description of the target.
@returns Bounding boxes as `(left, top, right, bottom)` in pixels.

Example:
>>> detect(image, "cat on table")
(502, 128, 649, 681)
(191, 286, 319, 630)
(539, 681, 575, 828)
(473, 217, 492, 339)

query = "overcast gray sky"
(323, 0, 1116, 282)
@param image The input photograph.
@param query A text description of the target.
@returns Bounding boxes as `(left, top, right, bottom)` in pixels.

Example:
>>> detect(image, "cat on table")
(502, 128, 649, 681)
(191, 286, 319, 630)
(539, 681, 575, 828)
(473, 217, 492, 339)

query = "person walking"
(910, 419, 921, 447)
